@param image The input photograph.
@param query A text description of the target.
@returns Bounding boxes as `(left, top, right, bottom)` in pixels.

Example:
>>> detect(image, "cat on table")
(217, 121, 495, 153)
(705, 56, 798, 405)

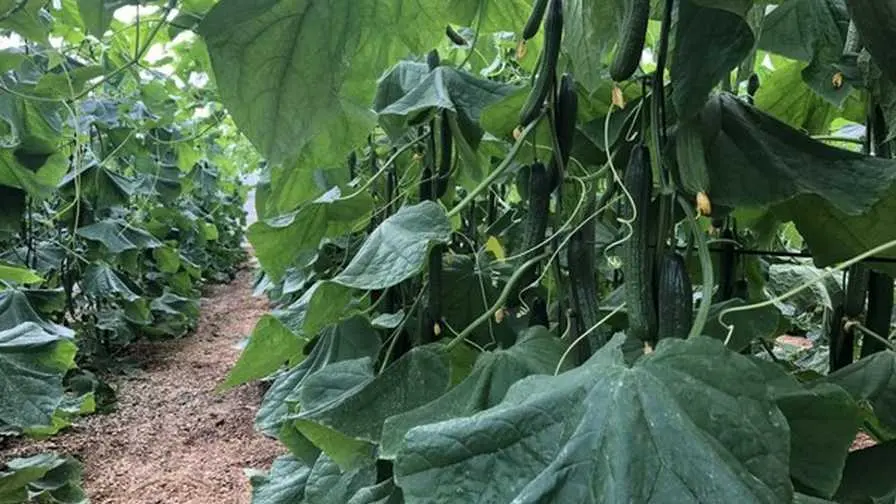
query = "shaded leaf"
(248, 455, 311, 504)
(827, 351, 896, 431)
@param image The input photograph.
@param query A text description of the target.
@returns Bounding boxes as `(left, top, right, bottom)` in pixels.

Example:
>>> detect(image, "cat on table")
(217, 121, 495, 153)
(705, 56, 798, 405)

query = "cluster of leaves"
(190, 0, 896, 502)
(0, 0, 252, 491)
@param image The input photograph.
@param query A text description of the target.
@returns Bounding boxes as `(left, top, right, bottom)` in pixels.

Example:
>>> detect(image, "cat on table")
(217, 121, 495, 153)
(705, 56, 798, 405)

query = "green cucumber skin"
(523, 162, 552, 256)
(519, 0, 563, 127)
(523, 0, 550, 40)
(435, 111, 452, 198)
(567, 198, 602, 351)
(548, 73, 577, 190)
(609, 0, 650, 81)
(861, 272, 894, 357)
(621, 144, 657, 343)
(844, 264, 869, 319)
(658, 252, 694, 340)
(717, 228, 736, 302)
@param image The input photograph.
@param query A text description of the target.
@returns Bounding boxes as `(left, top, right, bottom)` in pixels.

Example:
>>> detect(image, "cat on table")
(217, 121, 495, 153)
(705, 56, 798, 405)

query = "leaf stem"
(677, 195, 713, 339)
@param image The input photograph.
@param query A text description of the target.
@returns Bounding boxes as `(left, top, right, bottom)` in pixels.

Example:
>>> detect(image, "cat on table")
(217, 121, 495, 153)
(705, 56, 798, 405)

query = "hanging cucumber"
(567, 198, 602, 352)
(717, 228, 737, 302)
(621, 144, 657, 343)
(427, 49, 440, 70)
(522, 0, 550, 40)
(845, 264, 869, 318)
(435, 110, 452, 198)
(609, 0, 650, 81)
(861, 272, 894, 357)
(657, 252, 693, 340)
(523, 162, 552, 256)
(519, 0, 563, 127)
(548, 73, 577, 190)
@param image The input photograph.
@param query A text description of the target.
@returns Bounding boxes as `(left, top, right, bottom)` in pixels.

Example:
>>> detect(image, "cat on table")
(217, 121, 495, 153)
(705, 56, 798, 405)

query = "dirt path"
(4, 266, 283, 504)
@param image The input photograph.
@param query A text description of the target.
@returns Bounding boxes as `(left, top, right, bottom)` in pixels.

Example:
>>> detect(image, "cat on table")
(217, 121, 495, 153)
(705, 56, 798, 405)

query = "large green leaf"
(248, 187, 374, 281)
(835, 440, 896, 503)
(0, 453, 85, 504)
(249, 455, 311, 504)
(333, 201, 452, 290)
(0, 262, 42, 285)
(81, 263, 141, 302)
(703, 299, 781, 352)
(221, 314, 309, 391)
(76, 0, 139, 37)
(562, 0, 625, 92)
(758, 0, 851, 105)
(380, 327, 570, 459)
(754, 60, 844, 134)
(0, 289, 72, 337)
(0, 0, 49, 43)
(0, 323, 77, 429)
(757, 360, 861, 498)
(300, 281, 357, 338)
(255, 316, 382, 436)
(76, 219, 162, 254)
(199, 0, 445, 166)
(394, 336, 792, 503)
(827, 351, 896, 431)
(0, 151, 67, 200)
(304, 454, 376, 503)
(671, 0, 754, 118)
(294, 346, 451, 466)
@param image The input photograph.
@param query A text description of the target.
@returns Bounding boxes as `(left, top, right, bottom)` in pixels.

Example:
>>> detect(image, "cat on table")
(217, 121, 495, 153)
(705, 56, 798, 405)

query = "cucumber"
(567, 198, 602, 351)
(446, 25, 467, 46)
(519, 0, 563, 127)
(717, 228, 736, 302)
(522, 0, 550, 40)
(435, 110, 452, 198)
(621, 144, 657, 343)
(523, 161, 552, 256)
(427, 49, 440, 70)
(657, 252, 693, 340)
(844, 264, 869, 318)
(548, 73, 577, 189)
(609, 0, 650, 81)
(861, 272, 894, 357)
(845, 0, 896, 83)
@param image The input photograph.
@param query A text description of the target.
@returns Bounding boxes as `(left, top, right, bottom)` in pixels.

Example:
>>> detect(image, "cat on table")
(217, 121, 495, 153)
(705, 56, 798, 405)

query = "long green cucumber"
(435, 110, 452, 198)
(845, 264, 869, 318)
(522, 0, 550, 40)
(567, 198, 602, 351)
(548, 72, 577, 190)
(845, 0, 896, 83)
(657, 252, 693, 340)
(523, 162, 552, 255)
(717, 228, 736, 302)
(621, 144, 657, 343)
(609, 0, 650, 81)
(519, 0, 562, 127)
(861, 272, 894, 357)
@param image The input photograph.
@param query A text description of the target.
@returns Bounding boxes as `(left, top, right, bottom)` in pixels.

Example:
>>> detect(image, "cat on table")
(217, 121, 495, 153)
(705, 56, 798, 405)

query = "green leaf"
(756, 360, 861, 498)
(220, 314, 309, 391)
(703, 299, 781, 352)
(758, 0, 851, 105)
(827, 351, 896, 431)
(834, 440, 896, 503)
(301, 281, 357, 338)
(0, 289, 72, 337)
(249, 455, 311, 504)
(562, 0, 625, 92)
(33, 65, 105, 99)
(199, 0, 445, 165)
(671, 0, 754, 118)
(152, 246, 181, 274)
(249, 187, 374, 281)
(0, 0, 50, 43)
(0, 323, 77, 429)
(0, 453, 84, 504)
(76, 219, 162, 254)
(0, 151, 67, 200)
(255, 316, 381, 436)
(333, 201, 452, 290)
(60, 164, 138, 210)
(81, 263, 141, 302)
(754, 60, 842, 135)
(76, 0, 138, 37)
(380, 327, 570, 459)
(294, 346, 451, 466)
(304, 454, 376, 503)
(394, 336, 792, 503)
(0, 262, 42, 285)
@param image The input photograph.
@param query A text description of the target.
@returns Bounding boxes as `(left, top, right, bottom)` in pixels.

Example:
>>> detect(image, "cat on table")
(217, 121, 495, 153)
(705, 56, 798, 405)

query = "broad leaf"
(249, 455, 311, 504)
(294, 346, 451, 466)
(0, 453, 85, 504)
(0, 323, 77, 429)
(255, 316, 381, 436)
(0, 289, 72, 337)
(394, 336, 792, 503)
(758, 0, 851, 105)
(300, 281, 357, 338)
(76, 219, 162, 254)
(703, 299, 781, 352)
(199, 0, 445, 165)
(0, 0, 49, 43)
(562, 0, 625, 92)
(380, 327, 570, 459)
(221, 314, 309, 391)
(827, 351, 896, 431)
(754, 59, 846, 135)
(248, 187, 373, 281)
(76, 0, 139, 37)
(334, 201, 452, 290)
(671, 0, 754, 118)
(304, 454, 376, 504)
(81, 263, 141, 302)
(0, 263, 42, 285)
(835, 440, 896, 503)
(0, 151, 67, 200)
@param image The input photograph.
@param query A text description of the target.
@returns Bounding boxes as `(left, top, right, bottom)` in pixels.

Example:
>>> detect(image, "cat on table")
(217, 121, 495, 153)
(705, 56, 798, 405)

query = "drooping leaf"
(76, 0, 139, 37)
(0, 323, 77, 429)
(333, 201, 452, 290)
(304, 454, 377, 504)
(255, 316, 381, 436)
(756, 360, 861, 498)
(394, 336, 793, 503)
(0, 453, 85, 504)
(754, 60, 844, 134)
(76, 219, 162, 254)
(834, 440, 896, 503)
(248, 454, 311, 504)
(827, 351, 896, 431)
(758, 0, 851, 105)
(380, 327, 570, 459)
(294, 346, 451, 467)
(671, 0, 754, 118)
(300, 281, 357, 338)
(0, 150, 67, 200)
(248, 187, 373, 281)
(0, 289, 72, 337)
(220, 314, 310, 391)
(199, 0, 445, 166)
(81, 263, 141, 302)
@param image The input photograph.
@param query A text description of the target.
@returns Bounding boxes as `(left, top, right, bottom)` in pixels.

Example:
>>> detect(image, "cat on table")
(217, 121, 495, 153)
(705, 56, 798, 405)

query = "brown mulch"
(2, 266, 283, 504)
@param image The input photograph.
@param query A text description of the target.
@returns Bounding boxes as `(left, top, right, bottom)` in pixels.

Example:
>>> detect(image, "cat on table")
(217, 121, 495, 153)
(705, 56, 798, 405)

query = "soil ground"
(2, 265, 283, 504)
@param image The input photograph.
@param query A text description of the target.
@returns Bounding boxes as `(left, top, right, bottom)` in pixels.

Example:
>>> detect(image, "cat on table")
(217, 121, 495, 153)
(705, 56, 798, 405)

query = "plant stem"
(678, 195, 713, 340)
